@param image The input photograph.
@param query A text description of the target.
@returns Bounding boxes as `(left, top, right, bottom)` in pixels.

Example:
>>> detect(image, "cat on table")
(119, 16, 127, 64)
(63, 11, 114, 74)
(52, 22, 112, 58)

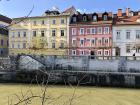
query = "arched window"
(83, 15, 87, 21)
(103, 12, 108, 21)
(93, 15, 97, 21)
(92, 13, 98, 21)
(103, 15, 108, 21)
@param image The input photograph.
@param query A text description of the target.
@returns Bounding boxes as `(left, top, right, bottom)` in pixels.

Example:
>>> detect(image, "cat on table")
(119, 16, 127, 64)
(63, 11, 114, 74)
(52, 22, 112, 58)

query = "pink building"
(69, 12, 113, 56)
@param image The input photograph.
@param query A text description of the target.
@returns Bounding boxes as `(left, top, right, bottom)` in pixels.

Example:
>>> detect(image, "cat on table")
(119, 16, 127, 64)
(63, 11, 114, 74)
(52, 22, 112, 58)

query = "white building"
(113, 8, 140, 56)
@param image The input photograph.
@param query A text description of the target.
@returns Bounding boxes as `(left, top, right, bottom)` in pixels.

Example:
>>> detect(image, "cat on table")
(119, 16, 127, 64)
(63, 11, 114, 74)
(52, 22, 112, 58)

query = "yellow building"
(0, 15, 11, 56)
(9, 7, 76, 55)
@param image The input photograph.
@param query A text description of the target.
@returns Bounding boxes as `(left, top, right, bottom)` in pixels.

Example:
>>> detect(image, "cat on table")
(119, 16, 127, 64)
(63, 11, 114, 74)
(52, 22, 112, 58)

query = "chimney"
(126, 8, 130, 16)
(117, 9, 122, 17)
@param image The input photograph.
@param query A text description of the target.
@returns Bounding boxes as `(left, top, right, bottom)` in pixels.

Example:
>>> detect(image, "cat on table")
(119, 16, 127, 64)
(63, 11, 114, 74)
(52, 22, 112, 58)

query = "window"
(72, 50, 76, 55)
(105, 39, 109, 44)
(97, 27, 102, 34)
(116, 31, 121, 40)
(72, 39, 76, 45)
(52, 43, 55, 48)
(72, 28, 76, 35)
(80, 39, 84, 45)
(105, 51, 109, 56)
(61, 30, 65, 36)
(91, 28, 96, 34)
(18, 32, 20, 37)
(93, 16, 97, 21)
(83, 16, 87, 21)
(23, 32, 26, 37)
(126, 31, 131, 39)
(33, 21, 36, 25)
(18, 43, 20, 49)
(126, 45, 131, 53)
(98, 51, 102, 56)
(61, 19, 65, 24)
(41, 30, 45, 37)
(42, 20, 45, 25)
(98, 39, 102, 45)
(60, 43, 64, 48)
(12, 43, 14, 48)
(80, 50, 84, 55)
(33, 31, 37, 37)
(7, 40, 8, 46)
(136, 48, 140, 53)
(0, 50, 3, 55)
(104, 27, 109, 34)
(12, 32, 15, 38)
(23, 43, 26, 48)
(1, 40, 3, 46)
(92, 39, 95, 44)
(73, 17, 77, 22)
(103, 15, 108, 21)
(52, 19, 56, 25)
(80, 28, 84, 35)
(136, 30, 140, 39)
(52, 29, 56, 36)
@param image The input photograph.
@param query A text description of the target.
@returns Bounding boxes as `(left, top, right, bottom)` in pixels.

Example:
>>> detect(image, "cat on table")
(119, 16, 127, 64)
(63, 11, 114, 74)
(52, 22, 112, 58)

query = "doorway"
(90, 51, 95, 59)
(116, 47, 120, 56)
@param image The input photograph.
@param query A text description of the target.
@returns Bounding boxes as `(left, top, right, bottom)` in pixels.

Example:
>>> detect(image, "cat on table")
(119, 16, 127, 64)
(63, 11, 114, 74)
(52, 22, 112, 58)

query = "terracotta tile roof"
(114, 15, 140, 25)
(0, 15, 12, 24)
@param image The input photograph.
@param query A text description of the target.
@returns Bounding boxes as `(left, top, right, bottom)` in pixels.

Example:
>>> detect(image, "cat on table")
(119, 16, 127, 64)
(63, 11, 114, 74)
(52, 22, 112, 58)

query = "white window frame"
(72, 28, 76, 35)
(83, 16, 87, 21)
(72, 50, 76, 55)
(98, 50, 102, 56)
(72, 38, 76, 45)
(104, 50, 109, 56)
(80, 28, 84, 35)
(104, 27, 109, 34)
(116, 31, 121, 40)
(80, 39, 84, 46)
(97, 27, 102, 34)
(93, 15, 97, 21)
(79, 50, 84, 55)
(61, 19, 65, 24)
(91, 28, 96, 34)
(52, 19, 56, 25)
(126, 31, 131, 39)
(73, 17, 77, 22)
(52, 29, 56, 36)
(136, 30, 140, 39)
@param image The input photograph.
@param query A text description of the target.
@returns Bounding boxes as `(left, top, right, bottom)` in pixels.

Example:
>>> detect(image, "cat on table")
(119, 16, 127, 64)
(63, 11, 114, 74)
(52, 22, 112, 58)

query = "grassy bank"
(0, 83, 140, 105)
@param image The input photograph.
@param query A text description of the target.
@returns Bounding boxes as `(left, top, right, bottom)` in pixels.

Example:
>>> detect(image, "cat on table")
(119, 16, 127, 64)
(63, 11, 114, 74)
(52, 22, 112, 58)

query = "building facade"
(0, 15, 11, 56)
(69, 12, 113, 56)
(113, 8, 140, 56)
(9, 7, 76, 55)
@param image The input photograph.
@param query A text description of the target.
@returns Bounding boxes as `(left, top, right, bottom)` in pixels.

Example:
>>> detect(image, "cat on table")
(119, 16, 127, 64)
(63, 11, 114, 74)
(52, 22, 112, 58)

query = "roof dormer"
(72, 14, 77, 22)
(82, 14, 88, 22)
(102, 12, 108, 21)
(92, 13, 98, 22)
(129, 11, 134, 16)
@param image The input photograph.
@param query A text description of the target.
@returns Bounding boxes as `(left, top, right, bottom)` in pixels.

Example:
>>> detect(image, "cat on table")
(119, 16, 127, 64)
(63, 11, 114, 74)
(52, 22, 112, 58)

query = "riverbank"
(0, 83, 140, 105)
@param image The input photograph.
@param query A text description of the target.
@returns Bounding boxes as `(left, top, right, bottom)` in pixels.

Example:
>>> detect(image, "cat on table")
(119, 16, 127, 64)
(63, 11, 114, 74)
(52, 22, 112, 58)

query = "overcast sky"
(0, 0, 140, 18)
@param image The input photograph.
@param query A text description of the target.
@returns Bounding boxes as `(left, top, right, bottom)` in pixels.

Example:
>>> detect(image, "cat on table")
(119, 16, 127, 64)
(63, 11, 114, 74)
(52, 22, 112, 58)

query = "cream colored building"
(0, 14, 11, 56)
(9, 7, 76, 55)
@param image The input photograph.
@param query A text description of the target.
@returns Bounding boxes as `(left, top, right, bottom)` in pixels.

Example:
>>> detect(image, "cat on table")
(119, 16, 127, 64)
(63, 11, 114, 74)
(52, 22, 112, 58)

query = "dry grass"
(0, 83, 140, 105)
